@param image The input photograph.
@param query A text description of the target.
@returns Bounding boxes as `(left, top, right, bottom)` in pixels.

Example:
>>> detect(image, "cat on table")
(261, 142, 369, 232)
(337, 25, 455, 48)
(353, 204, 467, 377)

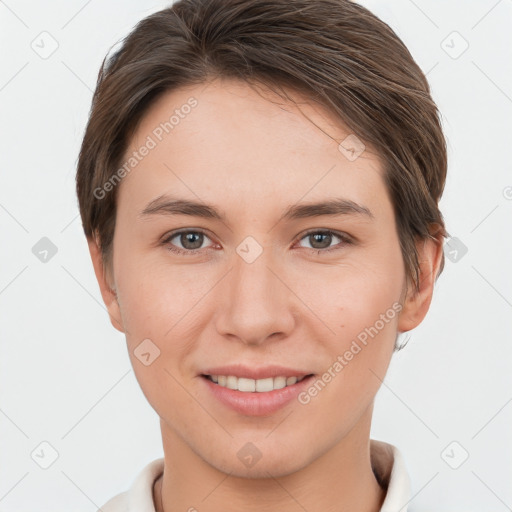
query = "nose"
(214, 244, 297, 346)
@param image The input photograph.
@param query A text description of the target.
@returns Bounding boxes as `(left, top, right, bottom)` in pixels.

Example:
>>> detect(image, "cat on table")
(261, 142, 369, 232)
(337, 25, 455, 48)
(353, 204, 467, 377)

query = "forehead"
(118, 78, 389, 219)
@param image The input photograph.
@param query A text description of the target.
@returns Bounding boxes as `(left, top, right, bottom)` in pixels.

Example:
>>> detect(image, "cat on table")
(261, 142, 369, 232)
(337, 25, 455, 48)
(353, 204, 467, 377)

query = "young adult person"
(76, 1, 447, 510)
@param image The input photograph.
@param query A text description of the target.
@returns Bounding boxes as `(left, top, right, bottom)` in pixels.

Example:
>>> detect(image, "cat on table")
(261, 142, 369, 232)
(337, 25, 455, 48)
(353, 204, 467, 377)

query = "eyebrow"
(139, 194, 374, 222)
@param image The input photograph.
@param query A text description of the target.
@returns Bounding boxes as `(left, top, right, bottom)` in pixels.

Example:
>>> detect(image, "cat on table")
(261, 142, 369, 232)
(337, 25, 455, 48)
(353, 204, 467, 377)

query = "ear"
(397, 232, 444, 333)
(87, 235, 125, 333)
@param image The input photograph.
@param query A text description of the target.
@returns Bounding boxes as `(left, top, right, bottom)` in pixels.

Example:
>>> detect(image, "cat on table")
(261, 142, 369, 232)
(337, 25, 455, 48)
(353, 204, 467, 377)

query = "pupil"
(311, 233, 330, 249)
(182, 232, 203, 249)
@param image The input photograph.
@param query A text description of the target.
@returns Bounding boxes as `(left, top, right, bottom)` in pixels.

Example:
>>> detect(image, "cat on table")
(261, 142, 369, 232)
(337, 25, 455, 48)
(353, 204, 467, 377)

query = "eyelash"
(161, 228, 353, 256)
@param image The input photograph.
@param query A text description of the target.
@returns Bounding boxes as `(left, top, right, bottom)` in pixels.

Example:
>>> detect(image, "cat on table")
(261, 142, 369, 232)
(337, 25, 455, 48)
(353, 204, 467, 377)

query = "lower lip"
(200, 375, 315, 416)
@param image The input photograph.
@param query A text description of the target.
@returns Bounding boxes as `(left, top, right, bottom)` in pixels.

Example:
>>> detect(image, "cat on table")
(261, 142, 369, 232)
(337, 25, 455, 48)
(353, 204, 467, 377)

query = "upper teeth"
(209, 375, 306, 392)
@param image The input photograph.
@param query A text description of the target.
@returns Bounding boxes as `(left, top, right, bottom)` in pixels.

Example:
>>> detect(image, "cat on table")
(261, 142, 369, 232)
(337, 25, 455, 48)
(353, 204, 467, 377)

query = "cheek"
(114, 248, 203, 338)
(337, 278, 402, 342)
(318, 248, 405, 374)
(304, 283, 401, 434)
(115, 265, 200, 414)
(114, 257, 212, 404)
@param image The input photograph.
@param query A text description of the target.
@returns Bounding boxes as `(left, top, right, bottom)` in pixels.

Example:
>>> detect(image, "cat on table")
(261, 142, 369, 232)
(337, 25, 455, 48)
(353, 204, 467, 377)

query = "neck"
(154, 409, 386, 512)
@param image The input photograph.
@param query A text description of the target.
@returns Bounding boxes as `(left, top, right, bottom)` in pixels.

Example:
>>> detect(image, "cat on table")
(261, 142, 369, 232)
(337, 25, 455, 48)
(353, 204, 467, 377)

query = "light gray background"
(0, 0, 511, 510)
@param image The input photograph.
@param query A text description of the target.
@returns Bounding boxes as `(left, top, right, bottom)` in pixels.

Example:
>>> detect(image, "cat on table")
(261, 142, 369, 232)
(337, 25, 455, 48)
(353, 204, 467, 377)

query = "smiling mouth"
(201, 374, 315, 393)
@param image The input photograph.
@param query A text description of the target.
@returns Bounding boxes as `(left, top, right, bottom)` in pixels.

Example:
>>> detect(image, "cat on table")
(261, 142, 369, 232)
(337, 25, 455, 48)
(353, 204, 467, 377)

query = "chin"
(207, 442, 310, 479)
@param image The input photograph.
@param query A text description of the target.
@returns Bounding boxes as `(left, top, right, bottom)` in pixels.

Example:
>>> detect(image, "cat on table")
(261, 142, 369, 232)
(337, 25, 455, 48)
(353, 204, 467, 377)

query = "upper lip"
(200, 364, 314, 380)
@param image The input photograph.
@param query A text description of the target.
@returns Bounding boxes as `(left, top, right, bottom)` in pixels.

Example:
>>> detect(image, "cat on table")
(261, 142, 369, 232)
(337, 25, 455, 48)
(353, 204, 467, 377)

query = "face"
(90, 78, 439, 478)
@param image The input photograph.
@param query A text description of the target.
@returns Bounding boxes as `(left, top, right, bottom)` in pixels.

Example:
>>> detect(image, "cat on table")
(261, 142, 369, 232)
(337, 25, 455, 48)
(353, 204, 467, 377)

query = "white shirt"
(98, 439, 411, 512)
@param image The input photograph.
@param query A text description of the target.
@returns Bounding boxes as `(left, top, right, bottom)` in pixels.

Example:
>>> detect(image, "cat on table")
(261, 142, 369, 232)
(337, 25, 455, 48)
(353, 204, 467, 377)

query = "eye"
(162, 229, 215, 255)
(296, 229, 352, 254)
(161, 228, 352, 256)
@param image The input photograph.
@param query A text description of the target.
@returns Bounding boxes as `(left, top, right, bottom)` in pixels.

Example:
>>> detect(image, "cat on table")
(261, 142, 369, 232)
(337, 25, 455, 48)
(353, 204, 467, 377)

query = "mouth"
(200, 373, 314, 393)
(200, 372, 316, 416)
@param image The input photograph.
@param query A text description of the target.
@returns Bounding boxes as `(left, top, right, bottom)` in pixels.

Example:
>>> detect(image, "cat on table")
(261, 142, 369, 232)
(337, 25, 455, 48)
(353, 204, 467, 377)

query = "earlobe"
(87, 235, 125, 334)
(397, 233, 444, 333)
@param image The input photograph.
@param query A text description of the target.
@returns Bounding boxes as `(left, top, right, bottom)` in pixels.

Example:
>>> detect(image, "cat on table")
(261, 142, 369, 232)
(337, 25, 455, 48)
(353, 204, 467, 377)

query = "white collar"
(370, 439, 412, 511)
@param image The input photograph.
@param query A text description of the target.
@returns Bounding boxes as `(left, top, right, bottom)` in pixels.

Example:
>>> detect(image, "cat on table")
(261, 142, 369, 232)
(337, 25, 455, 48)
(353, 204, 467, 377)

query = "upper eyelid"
(299, 228, 350, 240)
(163, 228, 213, 243)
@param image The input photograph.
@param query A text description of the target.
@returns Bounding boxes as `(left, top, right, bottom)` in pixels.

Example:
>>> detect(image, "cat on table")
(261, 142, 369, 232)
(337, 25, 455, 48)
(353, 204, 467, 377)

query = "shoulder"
(96, 490, 129, 512)
(95, 457, 164, 512)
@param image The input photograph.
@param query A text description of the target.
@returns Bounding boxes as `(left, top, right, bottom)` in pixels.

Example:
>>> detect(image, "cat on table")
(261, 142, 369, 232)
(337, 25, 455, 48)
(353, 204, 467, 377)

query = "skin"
(88, 77, 443, 512)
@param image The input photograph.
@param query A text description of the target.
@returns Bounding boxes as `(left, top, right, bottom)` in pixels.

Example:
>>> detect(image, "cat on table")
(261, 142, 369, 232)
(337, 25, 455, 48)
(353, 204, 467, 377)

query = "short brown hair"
(76, 0, 447, 306)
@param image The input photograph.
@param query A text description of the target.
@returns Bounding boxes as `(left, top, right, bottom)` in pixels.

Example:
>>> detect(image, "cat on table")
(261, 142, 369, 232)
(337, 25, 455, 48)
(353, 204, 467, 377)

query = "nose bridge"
(215, 237, 295, 344)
